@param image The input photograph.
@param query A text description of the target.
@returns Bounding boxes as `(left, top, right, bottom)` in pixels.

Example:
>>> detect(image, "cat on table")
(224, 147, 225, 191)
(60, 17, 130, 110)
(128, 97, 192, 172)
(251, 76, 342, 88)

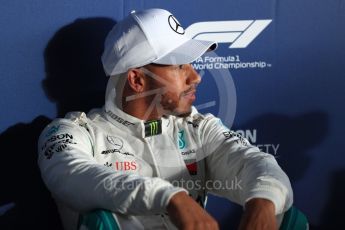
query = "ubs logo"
(168, 15, 185, 35)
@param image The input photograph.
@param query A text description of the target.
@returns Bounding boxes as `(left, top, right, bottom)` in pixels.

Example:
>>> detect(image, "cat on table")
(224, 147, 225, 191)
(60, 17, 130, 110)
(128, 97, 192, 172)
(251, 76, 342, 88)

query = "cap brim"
(152, 39, 217, 65)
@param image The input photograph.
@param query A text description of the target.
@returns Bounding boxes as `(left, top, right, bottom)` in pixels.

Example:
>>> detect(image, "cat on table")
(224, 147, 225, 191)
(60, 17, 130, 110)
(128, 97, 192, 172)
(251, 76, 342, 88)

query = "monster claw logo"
(145, 120, 162, 137)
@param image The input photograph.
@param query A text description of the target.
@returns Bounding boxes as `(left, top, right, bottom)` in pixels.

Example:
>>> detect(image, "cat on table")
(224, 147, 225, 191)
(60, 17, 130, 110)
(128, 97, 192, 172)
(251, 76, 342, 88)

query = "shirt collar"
(103, 105, 172, 138)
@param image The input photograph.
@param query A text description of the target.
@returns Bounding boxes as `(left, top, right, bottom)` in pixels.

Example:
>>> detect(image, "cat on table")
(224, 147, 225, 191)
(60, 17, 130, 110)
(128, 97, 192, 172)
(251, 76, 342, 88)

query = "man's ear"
(127, 69, 145, 93)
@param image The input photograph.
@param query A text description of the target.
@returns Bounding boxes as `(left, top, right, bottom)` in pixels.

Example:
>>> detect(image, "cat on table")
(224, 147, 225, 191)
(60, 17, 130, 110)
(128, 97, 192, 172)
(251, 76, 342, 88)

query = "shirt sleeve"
(37, 118, 186, 215)
(199, 114, 293, 214)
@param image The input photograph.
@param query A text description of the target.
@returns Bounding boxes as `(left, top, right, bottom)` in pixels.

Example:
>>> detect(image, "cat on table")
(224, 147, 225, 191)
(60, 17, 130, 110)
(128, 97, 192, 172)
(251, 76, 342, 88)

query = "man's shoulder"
(188, 106, 219, 125)
(177, 107, 221, 133)
(44, 111, 89, 128)
(39, 110, 101, 139)
(47, 109, 103, 126)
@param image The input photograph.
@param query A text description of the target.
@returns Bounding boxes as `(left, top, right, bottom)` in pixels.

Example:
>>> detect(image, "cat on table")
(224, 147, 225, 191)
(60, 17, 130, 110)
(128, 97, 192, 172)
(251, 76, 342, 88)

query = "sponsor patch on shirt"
(184, 159, 197, 175)
(223, 131, 249, 147)
(41, 133, 77, 159)
(104, 161, 137, 171)
(181, 149, 196, 156)
(106, 110, 134, 127)
(178, 130, 187, 149)
(144, 120, 162, 137)
(101, 149, 134, 156)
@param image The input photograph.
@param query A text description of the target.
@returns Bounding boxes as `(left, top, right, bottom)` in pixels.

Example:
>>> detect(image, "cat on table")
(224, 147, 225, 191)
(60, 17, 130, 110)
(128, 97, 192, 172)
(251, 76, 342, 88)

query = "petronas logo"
(178, 130, 186, 149)
(144, 120, 162, 137)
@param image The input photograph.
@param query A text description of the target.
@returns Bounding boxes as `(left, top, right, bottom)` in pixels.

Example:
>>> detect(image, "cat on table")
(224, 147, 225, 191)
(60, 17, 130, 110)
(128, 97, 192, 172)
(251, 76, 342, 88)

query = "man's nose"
(186, 65, 201, 85)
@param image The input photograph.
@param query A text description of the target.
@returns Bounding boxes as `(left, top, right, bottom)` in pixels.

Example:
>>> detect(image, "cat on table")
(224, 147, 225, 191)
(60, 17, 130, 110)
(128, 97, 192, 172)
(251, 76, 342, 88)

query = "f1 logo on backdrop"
(185, 20, 272, 48)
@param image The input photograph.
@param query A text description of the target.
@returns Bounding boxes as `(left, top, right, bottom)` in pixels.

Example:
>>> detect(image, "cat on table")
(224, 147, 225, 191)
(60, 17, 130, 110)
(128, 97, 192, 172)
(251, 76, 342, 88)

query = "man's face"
(142, 64, 201, 117)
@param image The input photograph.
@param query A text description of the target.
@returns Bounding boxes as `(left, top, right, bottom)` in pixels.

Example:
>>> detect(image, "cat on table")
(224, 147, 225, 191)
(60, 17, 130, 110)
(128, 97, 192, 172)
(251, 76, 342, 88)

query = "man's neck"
(122, 98, 162, 121)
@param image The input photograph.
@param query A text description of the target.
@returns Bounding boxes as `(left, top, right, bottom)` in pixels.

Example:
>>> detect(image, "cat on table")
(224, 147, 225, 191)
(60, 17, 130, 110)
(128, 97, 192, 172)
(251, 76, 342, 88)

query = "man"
(38, 8, 293, 230)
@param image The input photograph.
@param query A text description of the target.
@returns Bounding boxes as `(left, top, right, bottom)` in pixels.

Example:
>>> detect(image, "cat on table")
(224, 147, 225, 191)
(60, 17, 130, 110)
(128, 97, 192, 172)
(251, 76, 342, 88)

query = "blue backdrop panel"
(0, 0, 344, 229)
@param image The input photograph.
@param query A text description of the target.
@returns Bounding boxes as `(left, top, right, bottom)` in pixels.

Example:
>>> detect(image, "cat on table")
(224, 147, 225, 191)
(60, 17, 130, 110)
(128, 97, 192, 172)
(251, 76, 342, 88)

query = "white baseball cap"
(101, 8, 217, 76)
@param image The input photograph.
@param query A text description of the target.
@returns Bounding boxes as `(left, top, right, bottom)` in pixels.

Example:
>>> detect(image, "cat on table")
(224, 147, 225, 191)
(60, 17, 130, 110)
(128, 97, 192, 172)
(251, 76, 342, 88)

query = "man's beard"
(160, 92, 192, 117)
(176, 110, 193, 117)
(145, 76, 196, 118)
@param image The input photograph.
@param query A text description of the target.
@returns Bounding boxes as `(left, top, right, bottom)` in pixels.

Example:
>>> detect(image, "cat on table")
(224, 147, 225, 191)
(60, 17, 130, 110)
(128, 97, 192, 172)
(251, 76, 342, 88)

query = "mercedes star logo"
(106, 136, 123, 150)
(168, 15, 185, 35)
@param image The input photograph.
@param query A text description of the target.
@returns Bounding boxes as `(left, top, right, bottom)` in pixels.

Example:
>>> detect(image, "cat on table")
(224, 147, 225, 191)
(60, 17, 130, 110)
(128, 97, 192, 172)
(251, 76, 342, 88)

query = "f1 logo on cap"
(168, 15, 185, 35)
